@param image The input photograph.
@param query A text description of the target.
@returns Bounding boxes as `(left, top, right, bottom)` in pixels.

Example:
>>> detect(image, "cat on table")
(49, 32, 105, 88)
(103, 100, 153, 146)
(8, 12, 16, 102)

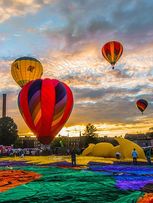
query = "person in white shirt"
(115, 152, 121, 159)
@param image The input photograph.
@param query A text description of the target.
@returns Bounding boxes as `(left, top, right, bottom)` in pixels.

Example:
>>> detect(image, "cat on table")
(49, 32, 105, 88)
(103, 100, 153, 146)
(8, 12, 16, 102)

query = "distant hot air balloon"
(101, 41, 123, 69)
(11, 57, 43, 87)
(18, 78, 73, 144)
(136, 99, 148, 114)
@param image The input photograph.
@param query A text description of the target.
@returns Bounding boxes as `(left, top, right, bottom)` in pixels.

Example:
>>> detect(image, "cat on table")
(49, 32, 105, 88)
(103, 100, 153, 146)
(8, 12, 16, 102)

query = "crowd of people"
(0, 146, 43, 157)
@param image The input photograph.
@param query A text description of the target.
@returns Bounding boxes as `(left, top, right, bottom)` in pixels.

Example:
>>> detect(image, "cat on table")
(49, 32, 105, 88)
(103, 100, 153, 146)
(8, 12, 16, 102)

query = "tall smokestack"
(2, 94, 6, 117)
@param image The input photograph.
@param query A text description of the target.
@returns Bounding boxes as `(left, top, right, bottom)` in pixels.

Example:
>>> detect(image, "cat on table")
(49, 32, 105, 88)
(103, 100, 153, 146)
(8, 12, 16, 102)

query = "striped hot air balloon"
(136, 99, 148, 115)
(18, 78, 73, 144)
(101, 41, 123, 69)
(11, 57, 43, 87)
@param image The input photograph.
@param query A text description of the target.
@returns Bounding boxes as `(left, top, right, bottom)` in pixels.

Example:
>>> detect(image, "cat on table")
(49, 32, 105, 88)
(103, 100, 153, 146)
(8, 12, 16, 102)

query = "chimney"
(2, 94, 6, 117)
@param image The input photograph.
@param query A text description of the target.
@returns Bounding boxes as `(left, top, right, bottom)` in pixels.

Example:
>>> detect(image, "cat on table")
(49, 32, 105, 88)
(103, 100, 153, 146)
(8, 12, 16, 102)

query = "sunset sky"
(0, 0, 153, 137)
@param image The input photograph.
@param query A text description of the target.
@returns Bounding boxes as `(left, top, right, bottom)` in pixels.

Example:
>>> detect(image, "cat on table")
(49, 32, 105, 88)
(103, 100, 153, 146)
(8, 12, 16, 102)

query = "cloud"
(106, 68, 130, 79)
(0, 0, 55, 23)
(38, 0, 153, 54)
(0, 0, 153, 135)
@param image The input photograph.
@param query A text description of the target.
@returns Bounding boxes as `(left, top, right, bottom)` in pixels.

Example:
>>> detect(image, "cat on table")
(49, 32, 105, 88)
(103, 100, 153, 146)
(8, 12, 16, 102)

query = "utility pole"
(2, 94, 6, 117)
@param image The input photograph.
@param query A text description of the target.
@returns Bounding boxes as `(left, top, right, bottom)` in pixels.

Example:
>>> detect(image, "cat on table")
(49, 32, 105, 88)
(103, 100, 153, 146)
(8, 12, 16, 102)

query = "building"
(17, 135, 119, 149)
(18, 136, 39, 148)
(125, 133, 153, 147)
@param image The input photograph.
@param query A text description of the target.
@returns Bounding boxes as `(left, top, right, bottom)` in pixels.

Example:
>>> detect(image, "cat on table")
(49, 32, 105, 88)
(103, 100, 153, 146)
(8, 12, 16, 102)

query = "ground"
(0, 156, 152, 202)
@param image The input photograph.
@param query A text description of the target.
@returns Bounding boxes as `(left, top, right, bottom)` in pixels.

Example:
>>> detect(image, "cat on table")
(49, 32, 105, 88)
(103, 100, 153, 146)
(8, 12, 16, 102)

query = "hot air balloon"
(101, 41, 123, 69)
(136, 99, 148, 114)
(18, 78, 73, 144)
(11, 57, 43, 87)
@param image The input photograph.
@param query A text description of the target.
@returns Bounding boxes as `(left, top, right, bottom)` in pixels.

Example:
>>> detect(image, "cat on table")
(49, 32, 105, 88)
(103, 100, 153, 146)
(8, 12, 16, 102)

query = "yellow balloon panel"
(82, 138, 146, 160)
(11, 57, 43, 87)
(92, 143, 114, 157)
(111, 145, 121, 158)
(115, 138, 146, 159)
(82, 144, 95, 156)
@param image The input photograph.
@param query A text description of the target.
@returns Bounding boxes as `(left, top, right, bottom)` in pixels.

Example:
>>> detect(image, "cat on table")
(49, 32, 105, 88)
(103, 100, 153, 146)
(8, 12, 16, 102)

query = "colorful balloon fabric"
(136, 99, 148, 114)
(137, 193, 153, 203)
(11, 57, 43, 87)
(101, 41, 123, 69)
(0, 170, 41, 192)
(18, 78, 73, 144)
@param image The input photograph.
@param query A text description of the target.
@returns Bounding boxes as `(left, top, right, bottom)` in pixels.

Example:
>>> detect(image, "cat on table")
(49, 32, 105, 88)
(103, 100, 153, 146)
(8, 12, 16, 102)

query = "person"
(145, 148, 151, 165)
(115, 152, 121, 159)
(71, 149, 76, 167)
(6, 165, 13, 170)
(20, 152, 24, 158)
(66, 148, 70, 155)
(132, 148, 138, 164)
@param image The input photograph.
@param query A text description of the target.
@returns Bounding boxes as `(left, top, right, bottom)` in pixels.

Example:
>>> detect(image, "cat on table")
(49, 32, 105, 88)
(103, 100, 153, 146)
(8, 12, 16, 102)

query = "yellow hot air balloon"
(11, 57, 43, 87)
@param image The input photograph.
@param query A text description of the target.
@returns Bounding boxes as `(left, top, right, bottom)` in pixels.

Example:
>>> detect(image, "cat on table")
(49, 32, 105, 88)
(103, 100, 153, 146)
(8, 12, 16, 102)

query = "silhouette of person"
(71, 149, 76, 167)
(145, 148, 151, 165)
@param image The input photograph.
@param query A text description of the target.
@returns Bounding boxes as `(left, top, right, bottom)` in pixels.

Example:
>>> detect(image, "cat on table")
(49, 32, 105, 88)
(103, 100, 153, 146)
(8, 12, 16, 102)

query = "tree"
(83, 123, 98, 146)
(0, 116, 18, 145)
(50, 136, 67, 154)
(146, 131, 153, 139)
(50, 136, 67, 149)
(83, 123, 97, 137)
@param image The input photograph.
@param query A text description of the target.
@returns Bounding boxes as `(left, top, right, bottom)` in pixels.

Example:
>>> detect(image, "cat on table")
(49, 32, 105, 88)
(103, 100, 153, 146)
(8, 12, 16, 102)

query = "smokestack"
(2, 94, 6, 117)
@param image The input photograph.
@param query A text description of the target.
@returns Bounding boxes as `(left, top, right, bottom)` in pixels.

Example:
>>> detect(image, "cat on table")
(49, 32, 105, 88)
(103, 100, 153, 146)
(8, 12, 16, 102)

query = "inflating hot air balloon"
(11, 57, 43, 87)
(136, 99, 148, 114)
(101, 41, 123, 69)
(18, 78, 73, 144)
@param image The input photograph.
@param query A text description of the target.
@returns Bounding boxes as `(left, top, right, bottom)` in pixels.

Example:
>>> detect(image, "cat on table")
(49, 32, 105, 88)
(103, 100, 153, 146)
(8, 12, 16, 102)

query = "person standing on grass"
(71, 149, 76, 167)
(145, 148, 152, 165)
(132, 148, 138, 165)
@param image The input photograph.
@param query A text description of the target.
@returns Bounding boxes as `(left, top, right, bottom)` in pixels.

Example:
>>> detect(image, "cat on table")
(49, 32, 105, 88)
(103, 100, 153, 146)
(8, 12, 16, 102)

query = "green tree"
(83, 123, 98, 146)
(50, 137, 62, 148)
(0, 117, 18, 145)
(50, 136, 67, 154)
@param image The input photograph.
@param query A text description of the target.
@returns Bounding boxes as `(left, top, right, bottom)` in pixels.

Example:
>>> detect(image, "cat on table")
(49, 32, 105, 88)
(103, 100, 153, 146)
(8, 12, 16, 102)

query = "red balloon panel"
(18, 78, 73, 144)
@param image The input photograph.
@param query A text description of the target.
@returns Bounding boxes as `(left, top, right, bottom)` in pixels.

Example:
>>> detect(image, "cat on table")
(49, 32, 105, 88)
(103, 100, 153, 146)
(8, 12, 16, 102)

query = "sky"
(1, 0, 153, 137)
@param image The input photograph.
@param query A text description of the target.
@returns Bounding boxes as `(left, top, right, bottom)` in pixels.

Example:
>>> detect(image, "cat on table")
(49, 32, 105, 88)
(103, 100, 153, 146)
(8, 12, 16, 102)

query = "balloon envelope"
(18, 78, 73, 144)
(136, 99, 148, 114)
(11, 57, 43, 87)
(101, 41, 123, 69)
